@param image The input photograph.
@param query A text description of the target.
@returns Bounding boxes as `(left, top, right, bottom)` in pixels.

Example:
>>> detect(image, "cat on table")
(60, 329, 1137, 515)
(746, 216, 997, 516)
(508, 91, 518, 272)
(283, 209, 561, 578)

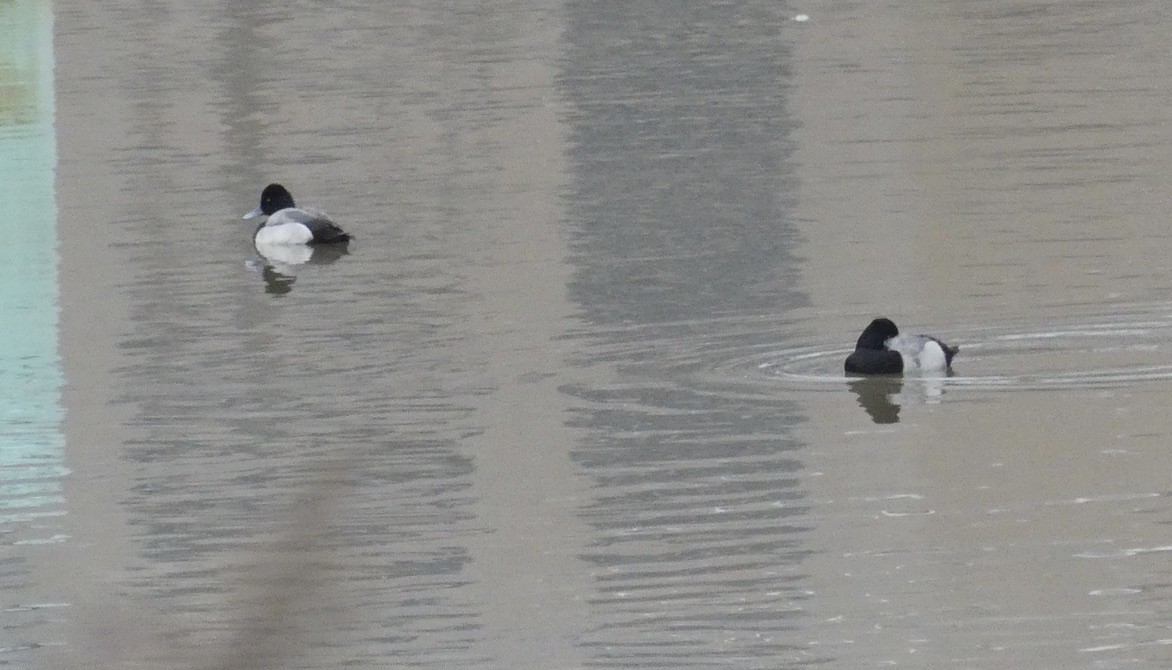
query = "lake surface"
(2, 0, 1171, 667)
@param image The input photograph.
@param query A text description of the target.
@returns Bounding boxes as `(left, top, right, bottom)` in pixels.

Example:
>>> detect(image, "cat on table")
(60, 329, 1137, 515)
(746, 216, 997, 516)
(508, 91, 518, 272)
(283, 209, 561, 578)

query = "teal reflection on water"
(0, 0, 65, 536)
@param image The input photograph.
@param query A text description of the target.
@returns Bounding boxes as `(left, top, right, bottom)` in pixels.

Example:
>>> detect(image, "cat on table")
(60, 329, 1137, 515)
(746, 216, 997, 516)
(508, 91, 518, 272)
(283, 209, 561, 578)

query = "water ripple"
(737, 308, 1172, 392)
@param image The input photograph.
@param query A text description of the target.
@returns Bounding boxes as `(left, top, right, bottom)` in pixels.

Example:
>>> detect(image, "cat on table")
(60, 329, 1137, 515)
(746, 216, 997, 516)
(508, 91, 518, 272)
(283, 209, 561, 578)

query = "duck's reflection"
(849, 376, 903, 424)
(848, 373, 952, 424)
(259, 264, 296, 295)
(247, 241, 350, 296)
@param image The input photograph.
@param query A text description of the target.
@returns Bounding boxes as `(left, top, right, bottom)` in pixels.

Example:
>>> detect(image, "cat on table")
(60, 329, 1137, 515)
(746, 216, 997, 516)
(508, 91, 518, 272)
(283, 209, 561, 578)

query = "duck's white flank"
(255, 221, 314, 245)
(915, 340, 949, 371)
(254, 240, 313, 265)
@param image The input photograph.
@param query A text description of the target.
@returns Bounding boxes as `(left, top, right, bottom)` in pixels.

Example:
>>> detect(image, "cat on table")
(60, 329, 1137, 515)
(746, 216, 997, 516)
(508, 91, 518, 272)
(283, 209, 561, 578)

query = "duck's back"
(264, 207, 350, 244)
(886, 334, 957, 371)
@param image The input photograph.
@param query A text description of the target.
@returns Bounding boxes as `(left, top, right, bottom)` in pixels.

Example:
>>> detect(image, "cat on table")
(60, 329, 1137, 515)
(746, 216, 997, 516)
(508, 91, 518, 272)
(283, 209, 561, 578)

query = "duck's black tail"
(942, 343, 959, 367)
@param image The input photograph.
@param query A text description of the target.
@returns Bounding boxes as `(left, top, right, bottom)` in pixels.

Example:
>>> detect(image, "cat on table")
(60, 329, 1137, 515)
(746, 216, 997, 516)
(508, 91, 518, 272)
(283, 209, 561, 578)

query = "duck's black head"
(258, 183, 296, 215)
(845, 318, 904, 375)
(855, 318, 900, 350)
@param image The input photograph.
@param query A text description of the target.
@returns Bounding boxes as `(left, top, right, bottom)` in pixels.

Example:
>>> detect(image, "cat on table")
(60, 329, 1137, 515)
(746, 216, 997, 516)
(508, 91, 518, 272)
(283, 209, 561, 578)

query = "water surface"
(3, 1, 1170, 668)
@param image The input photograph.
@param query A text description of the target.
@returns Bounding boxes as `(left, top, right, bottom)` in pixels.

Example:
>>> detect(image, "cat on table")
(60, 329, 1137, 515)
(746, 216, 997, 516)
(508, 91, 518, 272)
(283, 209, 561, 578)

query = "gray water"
(3, 1, 1172, 668)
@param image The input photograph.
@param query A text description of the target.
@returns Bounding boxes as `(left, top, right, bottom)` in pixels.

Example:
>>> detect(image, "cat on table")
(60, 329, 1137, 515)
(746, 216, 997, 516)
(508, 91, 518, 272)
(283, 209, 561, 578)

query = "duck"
(845, 318, 958, 375)
(242, 183, 351, 246)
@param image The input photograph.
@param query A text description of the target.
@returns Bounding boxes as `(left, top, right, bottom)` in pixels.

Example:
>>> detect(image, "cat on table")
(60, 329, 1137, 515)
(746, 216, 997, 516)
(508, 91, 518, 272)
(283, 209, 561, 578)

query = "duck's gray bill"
(242, 206, 264, 219)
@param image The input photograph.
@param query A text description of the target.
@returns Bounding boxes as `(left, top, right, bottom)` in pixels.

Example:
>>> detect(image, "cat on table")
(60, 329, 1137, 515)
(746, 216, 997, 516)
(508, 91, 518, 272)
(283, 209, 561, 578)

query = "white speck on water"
(1088, 587, 1141, 596)
(794, 14, 810, 22)
(1080, 638, 1172, 653)
(1124, 545, 1172, 557)
(881, 509, 936, 517)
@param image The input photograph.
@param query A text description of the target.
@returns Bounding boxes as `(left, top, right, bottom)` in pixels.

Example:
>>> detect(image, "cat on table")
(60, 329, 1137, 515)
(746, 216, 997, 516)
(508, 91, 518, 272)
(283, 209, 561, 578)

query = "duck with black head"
(845, 318, 958, 375)
(242, 183, 351, 246)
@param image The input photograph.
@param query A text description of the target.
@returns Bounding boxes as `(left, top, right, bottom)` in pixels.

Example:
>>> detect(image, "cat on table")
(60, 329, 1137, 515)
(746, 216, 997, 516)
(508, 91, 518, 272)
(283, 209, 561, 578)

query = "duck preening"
(845, 318, 958, 375)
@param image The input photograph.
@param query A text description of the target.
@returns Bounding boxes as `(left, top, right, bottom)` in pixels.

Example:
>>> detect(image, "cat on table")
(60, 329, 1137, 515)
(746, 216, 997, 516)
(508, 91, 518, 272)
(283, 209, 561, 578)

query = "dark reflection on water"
(560, 5, 804, 323)
(560, 3, 816, 666)
(848, 377, 902, 424)
(258, 263, 295, 295)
